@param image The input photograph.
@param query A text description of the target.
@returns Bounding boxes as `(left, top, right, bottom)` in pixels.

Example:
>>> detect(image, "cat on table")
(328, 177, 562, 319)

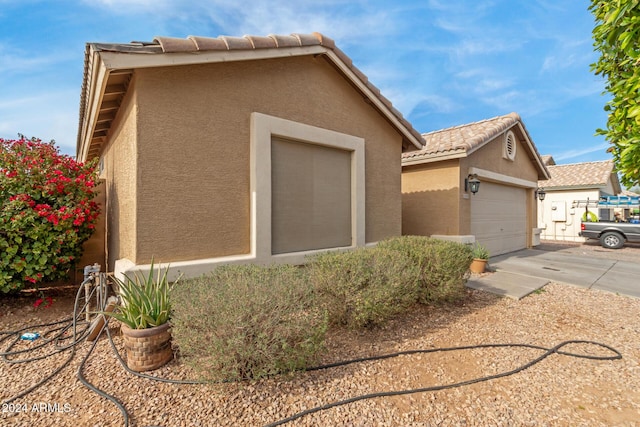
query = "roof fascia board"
(515, 122, 550, 180)
(323, 50, 423, 150)
(98, 45, 327, 71)
(79, 49, 110, 161)
(401, 150, 466, 166)
(542, 184, 608, 191)
(469, 166, 538, 188)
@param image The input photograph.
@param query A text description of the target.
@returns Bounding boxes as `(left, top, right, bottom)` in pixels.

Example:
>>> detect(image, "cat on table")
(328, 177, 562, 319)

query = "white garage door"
(471, 182, 527, 256)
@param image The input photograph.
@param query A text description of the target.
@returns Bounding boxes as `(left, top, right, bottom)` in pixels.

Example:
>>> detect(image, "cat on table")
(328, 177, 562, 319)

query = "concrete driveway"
(467, 241, 640, 299)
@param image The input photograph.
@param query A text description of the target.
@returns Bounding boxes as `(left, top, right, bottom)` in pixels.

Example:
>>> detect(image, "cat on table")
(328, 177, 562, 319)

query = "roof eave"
(77, 45, 110, 162)
(540, 184, 609, 191)
(401, 149, 466, 166)
(77, 40, 425, 159)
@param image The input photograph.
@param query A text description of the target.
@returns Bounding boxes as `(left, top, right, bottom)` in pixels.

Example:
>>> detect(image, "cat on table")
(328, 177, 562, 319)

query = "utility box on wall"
(551, 201, 566, 222)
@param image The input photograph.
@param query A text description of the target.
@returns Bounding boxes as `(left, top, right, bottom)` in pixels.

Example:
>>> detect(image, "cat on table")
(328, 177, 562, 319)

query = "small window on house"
(503, 130, 517, 161)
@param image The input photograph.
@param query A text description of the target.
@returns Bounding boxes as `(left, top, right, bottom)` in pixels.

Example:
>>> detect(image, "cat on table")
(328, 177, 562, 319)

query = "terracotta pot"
(121, 323, 173, 372)
(469, 258, 488, 274)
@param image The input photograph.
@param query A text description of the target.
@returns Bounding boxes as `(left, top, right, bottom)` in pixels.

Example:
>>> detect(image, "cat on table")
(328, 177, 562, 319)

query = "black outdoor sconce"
(465, 174, 481, 195)
(535, 187, 546, 201)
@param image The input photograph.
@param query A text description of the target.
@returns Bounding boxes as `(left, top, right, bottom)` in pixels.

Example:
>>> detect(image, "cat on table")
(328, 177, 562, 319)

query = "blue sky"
(0, 0, 609, 165)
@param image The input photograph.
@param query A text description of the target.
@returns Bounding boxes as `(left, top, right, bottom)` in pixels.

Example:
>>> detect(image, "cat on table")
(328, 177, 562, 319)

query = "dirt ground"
(1, 241, 638, 426)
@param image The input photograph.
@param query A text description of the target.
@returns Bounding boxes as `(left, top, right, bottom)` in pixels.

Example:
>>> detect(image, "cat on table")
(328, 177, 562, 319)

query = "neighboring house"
(401, 113, 550, 257)
(537, 158, 621, 242)
(76, 33, 424, 279)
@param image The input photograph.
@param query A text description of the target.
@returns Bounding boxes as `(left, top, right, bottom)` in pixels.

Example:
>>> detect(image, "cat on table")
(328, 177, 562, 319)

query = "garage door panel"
(471, 182, 526, 256)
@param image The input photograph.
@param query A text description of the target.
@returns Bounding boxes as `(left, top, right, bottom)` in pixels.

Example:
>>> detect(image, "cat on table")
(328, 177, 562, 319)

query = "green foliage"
(308, 245, 421, 329)
(375, 236, 473, 303)
(0, 137, 100, 293)
(105, 261, 176, 329)
(590, 0, 640, 187)
(171, 264, 327, 382)
(471, 243, 490, 260)
(170, 236, 473, 381)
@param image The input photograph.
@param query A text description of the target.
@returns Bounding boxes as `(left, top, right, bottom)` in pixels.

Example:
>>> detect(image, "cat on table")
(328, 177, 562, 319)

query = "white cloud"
(0, 46, 72, 75)
(554, 142, 610, 161)
(0, 91, 79, 155)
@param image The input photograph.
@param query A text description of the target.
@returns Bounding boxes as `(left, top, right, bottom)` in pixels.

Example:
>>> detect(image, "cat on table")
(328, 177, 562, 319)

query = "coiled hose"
(0, 278, 624, 427)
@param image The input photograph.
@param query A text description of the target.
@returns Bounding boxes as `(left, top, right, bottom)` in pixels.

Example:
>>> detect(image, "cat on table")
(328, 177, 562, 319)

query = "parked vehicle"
(576, 195, 640, 249)
(580, 221, 640, 249)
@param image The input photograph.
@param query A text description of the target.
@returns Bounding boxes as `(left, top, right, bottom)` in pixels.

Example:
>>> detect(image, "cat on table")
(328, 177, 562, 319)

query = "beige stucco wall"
(101, 79, 139, 271)
(77, 181, 106, 277)
(462, 131, 539, 181)
(401, 159, 461, 236)
(458, 129, 540, 236)
(115, 55, 404, 264)
(402, 126, 542, 249)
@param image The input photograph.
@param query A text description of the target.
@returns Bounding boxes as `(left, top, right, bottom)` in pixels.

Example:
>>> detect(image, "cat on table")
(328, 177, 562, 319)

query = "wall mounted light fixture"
(465, 174, 481, 195)
(535, 187, 546, 201)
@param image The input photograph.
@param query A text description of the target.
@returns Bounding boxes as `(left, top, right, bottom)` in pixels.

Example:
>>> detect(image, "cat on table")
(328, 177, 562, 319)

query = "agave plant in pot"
(105, 261, 178, 372)
(469, 243, 490, 274)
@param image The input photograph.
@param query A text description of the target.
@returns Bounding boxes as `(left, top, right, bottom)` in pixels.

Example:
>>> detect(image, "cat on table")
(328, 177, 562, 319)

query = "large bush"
(376, 235, 473, 303)
(0, 137, 99, 292)
(308, 246, 421, 329)
(171, 264, 327, 382)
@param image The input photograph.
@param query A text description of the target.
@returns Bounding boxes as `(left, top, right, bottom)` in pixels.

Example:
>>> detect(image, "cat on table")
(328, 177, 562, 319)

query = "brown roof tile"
(541, 154, 556, 166)
(190, 36, 228, 51)
(540, 160, 616, 189)
(401, 112, 549, 179)
(402, 112, 521, 160)
(246, 35, 278, 49)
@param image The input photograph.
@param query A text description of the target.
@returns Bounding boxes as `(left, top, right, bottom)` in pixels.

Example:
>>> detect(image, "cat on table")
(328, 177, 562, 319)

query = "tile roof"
(621, 189, 640, 197)
(540, 160, 618, 189)
(402, 112, 522, 161)
(77, 32, 424, 159)
(541, 155, 556, 166)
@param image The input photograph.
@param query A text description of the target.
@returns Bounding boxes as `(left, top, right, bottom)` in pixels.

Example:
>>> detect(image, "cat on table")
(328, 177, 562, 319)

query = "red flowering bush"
(0, 136, 100, 293)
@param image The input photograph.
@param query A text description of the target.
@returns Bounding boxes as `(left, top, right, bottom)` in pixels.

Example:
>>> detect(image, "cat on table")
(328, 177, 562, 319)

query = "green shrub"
(0, 137, 99, 292)
(308, 247, 421, 329)
(376, 235, 473, 303)
(170, 264, 327, 382)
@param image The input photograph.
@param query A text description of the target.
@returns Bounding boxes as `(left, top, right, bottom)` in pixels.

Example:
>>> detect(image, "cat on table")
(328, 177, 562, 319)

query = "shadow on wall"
(402, 188, 460, 237)
(75, 181, 107, 283)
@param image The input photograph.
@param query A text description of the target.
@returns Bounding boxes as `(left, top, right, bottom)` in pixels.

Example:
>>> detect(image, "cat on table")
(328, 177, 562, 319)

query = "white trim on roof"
(78, 41, 424, 159)
(469, 166, 538, 188)
(98, 45, 327, 70)
(401, 149, 467, 166)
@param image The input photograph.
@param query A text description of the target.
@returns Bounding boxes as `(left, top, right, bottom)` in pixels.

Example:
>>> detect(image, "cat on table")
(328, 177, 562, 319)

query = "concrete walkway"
(466, 247, 640, 299)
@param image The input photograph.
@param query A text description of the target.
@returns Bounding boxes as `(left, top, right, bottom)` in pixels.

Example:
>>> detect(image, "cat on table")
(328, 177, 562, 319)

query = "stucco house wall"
(401, 159, 461, 236)
(538, 189, 601, 242)
(401, 113, 549, 255)
(128, 57, 404, 266)
(77, 33, 423, 278)
(102, 82, 139, 269)
(537, 159, 621, 242)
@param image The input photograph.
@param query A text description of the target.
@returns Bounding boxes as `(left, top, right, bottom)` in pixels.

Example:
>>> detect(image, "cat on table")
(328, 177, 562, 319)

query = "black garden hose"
(263, 340, 622, 427)
(0, 281, 624, 427)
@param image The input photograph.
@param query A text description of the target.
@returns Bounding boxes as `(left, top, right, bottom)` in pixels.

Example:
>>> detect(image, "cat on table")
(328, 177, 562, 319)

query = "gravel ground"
(1, 243, 639, 426)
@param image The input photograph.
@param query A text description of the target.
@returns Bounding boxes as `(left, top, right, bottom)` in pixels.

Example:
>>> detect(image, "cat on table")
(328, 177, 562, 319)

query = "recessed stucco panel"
(468, 130, 539, 182)
(102, 81, 138, 270)
(131, 55, 403, 263)
(401, 160, 460, 236)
